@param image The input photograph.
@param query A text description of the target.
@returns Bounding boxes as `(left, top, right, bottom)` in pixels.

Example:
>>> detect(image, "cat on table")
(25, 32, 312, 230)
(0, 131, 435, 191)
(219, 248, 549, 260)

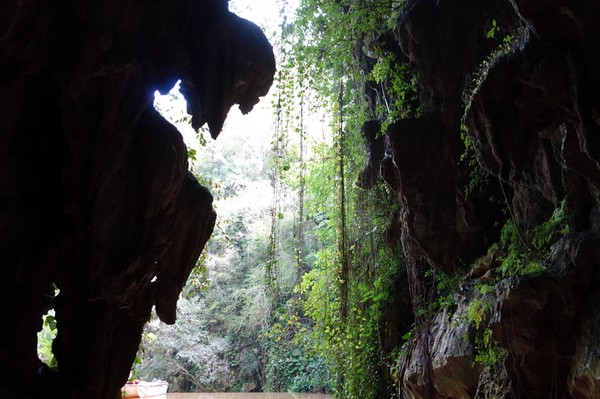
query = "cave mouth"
(133, 48, 335, 392)
(138, 78, 283, 392)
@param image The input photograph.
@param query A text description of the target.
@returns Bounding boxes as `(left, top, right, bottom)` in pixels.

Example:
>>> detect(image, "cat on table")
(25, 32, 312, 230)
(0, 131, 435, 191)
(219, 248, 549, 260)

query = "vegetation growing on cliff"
(279, 0, 417, 397)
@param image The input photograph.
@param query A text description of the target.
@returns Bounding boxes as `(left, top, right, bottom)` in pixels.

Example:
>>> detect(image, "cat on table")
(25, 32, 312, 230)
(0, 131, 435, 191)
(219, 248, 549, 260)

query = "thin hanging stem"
(337, 78, 349, 321)
(267, 68, 286, 298)
(296, 85, 306, 286)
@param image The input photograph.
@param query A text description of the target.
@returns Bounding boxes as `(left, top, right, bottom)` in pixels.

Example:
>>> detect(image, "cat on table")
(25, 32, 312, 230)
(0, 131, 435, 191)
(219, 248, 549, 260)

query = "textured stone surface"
(569, 288, 600, 398)
(383, 0, 600, 397)
(403, 303, 481, 399)
(488, 234, 599, 398)
(382, 0, 514, 274)
(0, 1, 274, 398)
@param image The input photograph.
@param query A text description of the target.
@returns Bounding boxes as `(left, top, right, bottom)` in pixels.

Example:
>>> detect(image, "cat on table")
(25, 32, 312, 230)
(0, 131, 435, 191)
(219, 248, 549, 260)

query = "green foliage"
(144, 82, 290, 391)
(466, 299, 488, 330)
(292, 0, 416, 126)
(134, 299, 231, 391)
(463, 17, 528, 121)
(461, 292, 506, 370)
(147, 1, 420, 396)
(474, 328, 506, 370)
(297, 193, 402, 398)
(460, 124, 491, 199)
(37, 284, 59, 370)
(485, 19, 514, 45)
(37, 312, 58, 369)
(369, 53, 419, 130)
(264, 304, 333, 392)
(460, 20, 527, 216)
(282, 1, 420, 397)
(469, 300, 505, 370)
(486, 19, 498, 39)
(265, 344, 333, 392)
(496, 219, 544, 276)
(496, 200, 568, 277)
(530, 199, 570, 249)
(426, 268, 462, 312)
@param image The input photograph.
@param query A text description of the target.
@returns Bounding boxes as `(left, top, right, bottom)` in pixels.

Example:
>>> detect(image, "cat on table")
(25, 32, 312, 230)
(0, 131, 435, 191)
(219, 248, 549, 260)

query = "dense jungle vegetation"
(143, 0, 414, 397)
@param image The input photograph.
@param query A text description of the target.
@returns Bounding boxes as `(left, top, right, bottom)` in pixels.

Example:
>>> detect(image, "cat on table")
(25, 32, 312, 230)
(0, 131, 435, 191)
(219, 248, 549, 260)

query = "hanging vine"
(267, 88, 283, 297)
(336, 78, 350, 321)
(269, 1, 421, 397)
(266, 0, 294, 298)
(294, 81, 306, 287)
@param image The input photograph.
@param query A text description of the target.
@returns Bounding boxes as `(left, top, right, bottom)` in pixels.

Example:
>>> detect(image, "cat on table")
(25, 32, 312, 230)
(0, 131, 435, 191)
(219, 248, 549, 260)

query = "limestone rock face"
(569, 287, 600, 398)
(0, 1, 274, 398)
(400, 232, 600, 398)
(382, 0, 515, 274)
(382, 0, 600, 397)
(402, 303, 481, 399)
(488, 234, 600, 398)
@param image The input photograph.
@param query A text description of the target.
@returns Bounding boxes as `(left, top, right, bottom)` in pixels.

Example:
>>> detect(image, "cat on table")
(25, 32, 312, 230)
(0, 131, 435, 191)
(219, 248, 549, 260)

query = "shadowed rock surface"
(375, 0, 600, 397)
(0, 1, 274, 398)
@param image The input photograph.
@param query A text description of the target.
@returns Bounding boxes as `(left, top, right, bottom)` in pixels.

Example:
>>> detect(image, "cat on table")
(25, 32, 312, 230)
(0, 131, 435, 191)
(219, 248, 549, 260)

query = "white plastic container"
(122, 380, 168, 398)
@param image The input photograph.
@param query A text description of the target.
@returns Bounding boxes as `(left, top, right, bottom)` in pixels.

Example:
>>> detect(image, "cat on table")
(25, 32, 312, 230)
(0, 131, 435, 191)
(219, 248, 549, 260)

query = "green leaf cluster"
(296, 185, 402, 398)
(496, 199, 568, 277)
(263, 305, 333, 393)
(474, 328, 506, 370)
(37, 312, 58, 369)
(463, 292, 506, 370)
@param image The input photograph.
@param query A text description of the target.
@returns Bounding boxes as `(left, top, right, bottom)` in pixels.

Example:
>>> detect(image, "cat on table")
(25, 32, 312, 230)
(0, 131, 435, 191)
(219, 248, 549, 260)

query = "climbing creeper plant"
(283, 2, 419, 398)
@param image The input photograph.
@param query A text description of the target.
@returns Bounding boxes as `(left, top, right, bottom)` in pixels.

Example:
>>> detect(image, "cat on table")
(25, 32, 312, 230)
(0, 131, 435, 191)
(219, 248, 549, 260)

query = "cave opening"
(141, 54, 336, 392)
(3, 0, 600, 398)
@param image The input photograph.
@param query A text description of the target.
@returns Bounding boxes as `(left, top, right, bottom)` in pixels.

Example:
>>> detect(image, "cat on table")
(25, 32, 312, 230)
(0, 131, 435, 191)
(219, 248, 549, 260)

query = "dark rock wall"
(379, 0, 600, 397)
(0, 1, 274, 398)
(383, 0, 514, 274)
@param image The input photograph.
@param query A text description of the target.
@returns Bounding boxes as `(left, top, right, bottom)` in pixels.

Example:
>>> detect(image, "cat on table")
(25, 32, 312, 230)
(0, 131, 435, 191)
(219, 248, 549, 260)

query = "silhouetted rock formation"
(0, 1, 274, 398)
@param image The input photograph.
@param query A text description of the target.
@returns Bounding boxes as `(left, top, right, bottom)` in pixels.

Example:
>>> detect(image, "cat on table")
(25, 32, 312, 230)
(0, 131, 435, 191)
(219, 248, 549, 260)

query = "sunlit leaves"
(287, 2, 409, 397)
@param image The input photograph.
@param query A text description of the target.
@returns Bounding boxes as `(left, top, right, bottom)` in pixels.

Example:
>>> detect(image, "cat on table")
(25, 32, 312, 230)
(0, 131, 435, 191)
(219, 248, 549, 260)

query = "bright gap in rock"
(147, 78, 297, 393)
(37, 285, 59, 369)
